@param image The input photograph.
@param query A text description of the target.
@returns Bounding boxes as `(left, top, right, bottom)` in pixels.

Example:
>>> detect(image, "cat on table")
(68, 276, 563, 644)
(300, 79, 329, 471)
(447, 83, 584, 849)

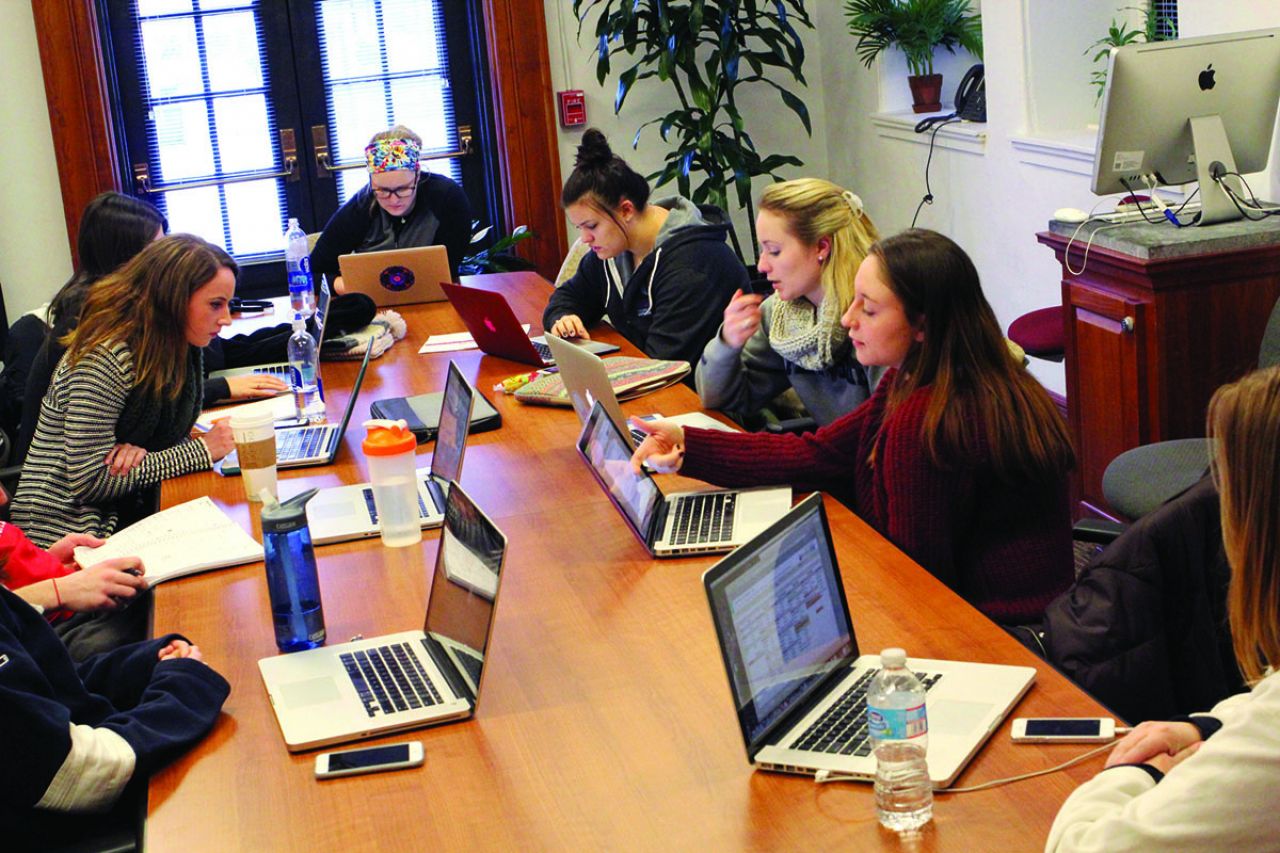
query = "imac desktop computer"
(1092, 27, 1280, 225)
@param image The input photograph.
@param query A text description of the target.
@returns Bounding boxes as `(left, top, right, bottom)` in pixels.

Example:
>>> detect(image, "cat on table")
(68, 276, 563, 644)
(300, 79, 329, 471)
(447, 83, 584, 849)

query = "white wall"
(0, 1, 73, 321)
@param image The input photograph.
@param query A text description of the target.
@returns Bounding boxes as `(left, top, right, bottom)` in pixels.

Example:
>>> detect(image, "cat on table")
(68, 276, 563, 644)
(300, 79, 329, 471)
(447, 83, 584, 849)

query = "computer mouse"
(1053, 207, 1090, 224)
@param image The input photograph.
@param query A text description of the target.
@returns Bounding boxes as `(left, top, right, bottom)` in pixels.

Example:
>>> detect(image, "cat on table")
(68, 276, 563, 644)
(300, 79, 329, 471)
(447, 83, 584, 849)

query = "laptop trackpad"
(279, 677, 343, 709)
(928, 699, 993, 735)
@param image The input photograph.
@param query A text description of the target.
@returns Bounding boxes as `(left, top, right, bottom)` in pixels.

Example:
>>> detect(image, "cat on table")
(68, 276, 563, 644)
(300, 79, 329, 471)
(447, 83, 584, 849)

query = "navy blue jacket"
(0, 586, 229, 835)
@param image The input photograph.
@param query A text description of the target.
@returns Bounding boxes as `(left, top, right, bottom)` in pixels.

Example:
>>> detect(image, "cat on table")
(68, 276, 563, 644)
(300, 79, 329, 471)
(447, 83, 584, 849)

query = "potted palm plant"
(844, 0, 983, 113)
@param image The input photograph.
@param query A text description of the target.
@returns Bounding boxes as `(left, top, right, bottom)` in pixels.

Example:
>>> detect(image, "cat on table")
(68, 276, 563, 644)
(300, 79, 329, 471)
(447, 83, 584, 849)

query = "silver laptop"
(339, 244, 451, 306)
(576, 401, 791, 557)
(305, 361, 476, 545)
(220, 339, 373, 474)
(703, 494, 1035, 786)
(259, 482, 507, 752)
(210, 275, 332, 382)
(545, 332, 737, 448)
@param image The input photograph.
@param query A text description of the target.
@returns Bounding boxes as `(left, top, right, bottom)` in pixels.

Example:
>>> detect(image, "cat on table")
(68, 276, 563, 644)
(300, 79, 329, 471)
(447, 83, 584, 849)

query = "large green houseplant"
(844, 0, 982, 113)
(572, 0, 815, 253)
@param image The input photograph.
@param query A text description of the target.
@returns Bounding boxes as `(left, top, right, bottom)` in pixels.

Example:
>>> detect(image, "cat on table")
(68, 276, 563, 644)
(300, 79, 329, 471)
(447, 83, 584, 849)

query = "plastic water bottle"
(262, 489, 326, 652)
(867, 648, 933, 832)
(284, 217, 314, 317)
(362, 419, 422, 548)
(287, 312, 325, 423)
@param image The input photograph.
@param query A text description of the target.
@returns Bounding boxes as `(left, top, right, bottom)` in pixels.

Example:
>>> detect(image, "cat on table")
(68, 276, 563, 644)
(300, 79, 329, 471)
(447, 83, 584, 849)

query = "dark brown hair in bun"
(561, 128, 651, 213)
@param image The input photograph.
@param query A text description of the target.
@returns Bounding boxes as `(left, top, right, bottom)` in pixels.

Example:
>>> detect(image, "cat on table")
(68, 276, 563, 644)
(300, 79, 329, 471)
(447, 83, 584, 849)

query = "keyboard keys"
(670, 492, 737, 546)
(342, 643, 443, 716)
(792, 670, 942, 755)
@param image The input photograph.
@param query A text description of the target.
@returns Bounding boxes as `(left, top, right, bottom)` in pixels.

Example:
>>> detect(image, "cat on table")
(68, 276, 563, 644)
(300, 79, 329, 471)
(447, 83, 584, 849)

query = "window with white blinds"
(316, 0, 461, 203)
(132, 0, 286, 258)
(1152, 0, 1178, 40)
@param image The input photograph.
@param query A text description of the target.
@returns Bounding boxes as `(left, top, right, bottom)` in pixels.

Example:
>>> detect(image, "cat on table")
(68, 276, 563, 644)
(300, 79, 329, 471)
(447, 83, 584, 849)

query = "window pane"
(382, 0, 442, 73)
(141, 18, 203, 99)
(199, 0, 257, 10)
(213, 95, 274, 173)
(389, 77, 450, 151)
(138, 0, 192, 15)
(164, 186, 226, 247)
(330, 80, 388, 161)
(153, 101, 216, 180)
(225, 180, 285, 255)
(203, 12, 264, 91)
(319, 0, 382, 79)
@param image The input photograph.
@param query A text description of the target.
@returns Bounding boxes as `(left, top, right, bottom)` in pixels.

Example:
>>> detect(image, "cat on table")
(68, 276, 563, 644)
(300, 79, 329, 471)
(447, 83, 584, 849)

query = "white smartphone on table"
(314, 741, 424, 779)
(1011, 717, 1116, 743)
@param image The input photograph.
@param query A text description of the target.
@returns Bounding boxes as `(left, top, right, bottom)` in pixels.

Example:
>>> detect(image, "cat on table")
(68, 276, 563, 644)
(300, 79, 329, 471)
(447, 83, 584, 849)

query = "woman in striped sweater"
(12, 234, 237, 548)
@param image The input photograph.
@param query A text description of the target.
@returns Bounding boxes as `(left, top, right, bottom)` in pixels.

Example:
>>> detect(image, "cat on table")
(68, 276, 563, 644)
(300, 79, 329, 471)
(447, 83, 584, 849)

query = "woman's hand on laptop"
(550, 314, 591, 340)
(332, 275, 347, 295)
(630, 418, 685, 474)
(226, 373, 289, 400)
(199, 418, 236, 462)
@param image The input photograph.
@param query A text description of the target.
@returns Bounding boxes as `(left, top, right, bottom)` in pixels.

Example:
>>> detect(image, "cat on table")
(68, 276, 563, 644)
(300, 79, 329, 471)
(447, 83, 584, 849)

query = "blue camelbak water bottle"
(262, 488, 326, 652)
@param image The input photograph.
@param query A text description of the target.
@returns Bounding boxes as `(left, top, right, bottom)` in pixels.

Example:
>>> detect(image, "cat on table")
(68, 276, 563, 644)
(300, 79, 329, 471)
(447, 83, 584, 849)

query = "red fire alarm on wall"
(558, 90, 586, 128)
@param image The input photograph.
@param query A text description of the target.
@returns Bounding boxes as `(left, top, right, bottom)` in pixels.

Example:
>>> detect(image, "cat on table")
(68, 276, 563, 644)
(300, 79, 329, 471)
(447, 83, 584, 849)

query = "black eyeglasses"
(371, 184, 417, 200)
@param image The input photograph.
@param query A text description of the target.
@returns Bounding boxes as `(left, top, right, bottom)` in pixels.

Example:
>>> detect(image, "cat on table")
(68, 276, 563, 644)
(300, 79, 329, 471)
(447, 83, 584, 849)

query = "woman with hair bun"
(543, 128, 747, 367)
(697, 177, 883, 426)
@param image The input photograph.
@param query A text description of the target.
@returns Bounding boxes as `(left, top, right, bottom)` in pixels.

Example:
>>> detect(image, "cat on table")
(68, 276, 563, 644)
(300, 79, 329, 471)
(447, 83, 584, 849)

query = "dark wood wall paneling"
(31, 0, 568, 279)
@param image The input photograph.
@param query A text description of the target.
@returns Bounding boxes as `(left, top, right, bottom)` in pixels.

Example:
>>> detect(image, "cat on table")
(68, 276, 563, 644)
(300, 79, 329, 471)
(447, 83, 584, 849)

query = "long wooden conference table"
(150, 271, 1111, 850)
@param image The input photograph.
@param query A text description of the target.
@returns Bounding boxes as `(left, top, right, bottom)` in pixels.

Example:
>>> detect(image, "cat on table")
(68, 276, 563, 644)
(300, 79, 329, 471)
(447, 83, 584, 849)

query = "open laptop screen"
(577, 403, 662, 540)
(423, 484, 506, 694)
(704, 495, 857, 747)
(431, 361, 474, 483)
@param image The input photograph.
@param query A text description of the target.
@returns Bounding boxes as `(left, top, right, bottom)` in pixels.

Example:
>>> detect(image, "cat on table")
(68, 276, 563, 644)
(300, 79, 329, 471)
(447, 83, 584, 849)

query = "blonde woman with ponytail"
(1047, 365, 1280, 851)
(697, 178, 882, 426)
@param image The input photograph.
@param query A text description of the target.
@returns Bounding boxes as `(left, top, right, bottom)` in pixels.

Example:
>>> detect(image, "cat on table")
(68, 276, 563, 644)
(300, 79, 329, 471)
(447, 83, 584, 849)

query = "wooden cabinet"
(1039, 225, 1280, 518)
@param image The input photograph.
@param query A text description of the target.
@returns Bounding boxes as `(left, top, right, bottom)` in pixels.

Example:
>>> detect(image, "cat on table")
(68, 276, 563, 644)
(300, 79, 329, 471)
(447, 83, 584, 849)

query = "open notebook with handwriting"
(73, 496, 262, 584)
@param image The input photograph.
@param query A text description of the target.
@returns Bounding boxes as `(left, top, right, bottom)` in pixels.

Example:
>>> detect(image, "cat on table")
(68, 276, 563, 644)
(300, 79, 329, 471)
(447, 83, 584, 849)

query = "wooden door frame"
(30, 0, 567, 278)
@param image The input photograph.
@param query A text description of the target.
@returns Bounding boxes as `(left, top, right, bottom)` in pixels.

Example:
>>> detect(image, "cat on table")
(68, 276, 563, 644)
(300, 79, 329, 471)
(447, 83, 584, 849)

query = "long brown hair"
(873, 229, 1073, 483)
(63, 234, 237, 401)
(1209, 366, 1280, 684)
(759, 178, 879, 314)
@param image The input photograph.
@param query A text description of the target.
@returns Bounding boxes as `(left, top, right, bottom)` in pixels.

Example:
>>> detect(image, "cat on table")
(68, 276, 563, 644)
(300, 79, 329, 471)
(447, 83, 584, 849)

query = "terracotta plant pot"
(908, 73, 944, 114)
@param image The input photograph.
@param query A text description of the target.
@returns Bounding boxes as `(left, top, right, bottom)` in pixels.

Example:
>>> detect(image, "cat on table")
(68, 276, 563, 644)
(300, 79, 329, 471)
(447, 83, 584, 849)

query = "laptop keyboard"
(340, 643, 443, 717)
(669, 492, 737, 546)
(254, 364, 289, 377)
(278, 426, 329, 461)
(362, 487, 430, 523)
(532, 340, 554, 363)
(793, 669, 942, 756)
(453, 646, 483, 687)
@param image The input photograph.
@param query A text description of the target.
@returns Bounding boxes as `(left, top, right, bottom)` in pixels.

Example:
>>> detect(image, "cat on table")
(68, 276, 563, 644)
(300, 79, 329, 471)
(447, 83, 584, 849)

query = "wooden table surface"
(148, 272, 1109, 851)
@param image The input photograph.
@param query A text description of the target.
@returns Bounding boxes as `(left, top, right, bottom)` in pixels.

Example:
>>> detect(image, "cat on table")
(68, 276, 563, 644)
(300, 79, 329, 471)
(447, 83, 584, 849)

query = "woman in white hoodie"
(1046, 365, 1280, 851)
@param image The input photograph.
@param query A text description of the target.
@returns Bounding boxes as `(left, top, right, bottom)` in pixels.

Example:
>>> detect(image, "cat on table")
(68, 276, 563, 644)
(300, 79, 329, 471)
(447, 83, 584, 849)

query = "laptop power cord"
(814, 732, 1131, 793)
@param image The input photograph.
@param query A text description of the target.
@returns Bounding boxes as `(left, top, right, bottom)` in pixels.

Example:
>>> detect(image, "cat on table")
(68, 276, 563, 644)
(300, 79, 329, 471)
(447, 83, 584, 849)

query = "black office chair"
(1102, 292, 1280, 520)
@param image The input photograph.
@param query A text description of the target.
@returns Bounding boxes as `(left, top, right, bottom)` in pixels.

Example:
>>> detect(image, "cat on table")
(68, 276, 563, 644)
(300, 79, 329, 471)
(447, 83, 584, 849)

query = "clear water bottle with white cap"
(867, 648, 933, 832)
(284, 217, 314, 317)
(287, 312, 325, 423)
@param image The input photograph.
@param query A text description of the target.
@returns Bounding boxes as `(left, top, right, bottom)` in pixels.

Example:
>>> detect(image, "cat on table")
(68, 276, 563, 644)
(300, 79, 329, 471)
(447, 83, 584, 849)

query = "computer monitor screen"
(1092, 27, 1280, 224)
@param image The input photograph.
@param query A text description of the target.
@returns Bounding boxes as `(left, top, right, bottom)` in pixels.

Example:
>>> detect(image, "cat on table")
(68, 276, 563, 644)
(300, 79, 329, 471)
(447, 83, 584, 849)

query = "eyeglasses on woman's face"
(371, 184, 417, 200)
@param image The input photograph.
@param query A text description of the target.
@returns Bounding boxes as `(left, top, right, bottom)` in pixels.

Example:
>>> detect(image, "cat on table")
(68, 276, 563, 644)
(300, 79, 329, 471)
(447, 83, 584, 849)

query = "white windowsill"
(870, 109, 988, 155)
(1010, 130, 1098, 177)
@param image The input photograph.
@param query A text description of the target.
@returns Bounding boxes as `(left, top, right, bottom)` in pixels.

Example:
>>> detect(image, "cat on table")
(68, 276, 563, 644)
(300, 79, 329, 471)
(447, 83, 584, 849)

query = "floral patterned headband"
(365, 138, 421, 173)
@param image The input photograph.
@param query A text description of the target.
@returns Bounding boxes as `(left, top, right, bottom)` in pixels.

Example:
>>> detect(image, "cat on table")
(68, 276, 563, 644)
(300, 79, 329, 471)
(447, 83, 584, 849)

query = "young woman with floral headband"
(310, 125, 474, 290)
(697, 178, 883, 427)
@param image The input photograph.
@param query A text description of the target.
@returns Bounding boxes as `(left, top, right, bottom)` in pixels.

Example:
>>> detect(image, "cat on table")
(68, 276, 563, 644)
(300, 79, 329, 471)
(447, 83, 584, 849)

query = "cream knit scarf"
(768, 295, 849, 371)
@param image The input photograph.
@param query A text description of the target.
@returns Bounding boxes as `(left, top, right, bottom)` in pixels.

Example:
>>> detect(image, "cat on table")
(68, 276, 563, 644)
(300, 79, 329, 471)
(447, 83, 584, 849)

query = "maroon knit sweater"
(681, 369, 1073, 624)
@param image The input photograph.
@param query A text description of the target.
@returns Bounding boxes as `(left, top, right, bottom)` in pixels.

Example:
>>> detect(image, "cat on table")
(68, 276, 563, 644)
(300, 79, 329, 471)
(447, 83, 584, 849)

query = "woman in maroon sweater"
(633, 229, 1075, 624)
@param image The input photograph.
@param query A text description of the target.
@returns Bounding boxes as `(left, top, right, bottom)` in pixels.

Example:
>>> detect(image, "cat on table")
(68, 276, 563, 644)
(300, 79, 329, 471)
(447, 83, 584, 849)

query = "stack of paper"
(419, 324, 530, 354)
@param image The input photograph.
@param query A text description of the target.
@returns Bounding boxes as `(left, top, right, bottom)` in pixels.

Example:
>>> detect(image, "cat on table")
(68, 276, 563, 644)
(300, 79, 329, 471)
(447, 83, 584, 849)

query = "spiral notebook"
(513, 356, 689, 406)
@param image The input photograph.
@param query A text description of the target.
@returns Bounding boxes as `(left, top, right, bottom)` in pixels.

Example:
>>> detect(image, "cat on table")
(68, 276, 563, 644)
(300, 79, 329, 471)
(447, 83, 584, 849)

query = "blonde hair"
(1209, 366, 1280, 684)
(65, 234, 237, 401)
(369, 124, 423, 147)
(758, 178, 880, 312)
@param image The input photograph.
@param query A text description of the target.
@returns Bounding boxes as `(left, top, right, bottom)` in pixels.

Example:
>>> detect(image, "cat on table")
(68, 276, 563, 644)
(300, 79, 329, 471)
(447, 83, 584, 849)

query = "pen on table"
(494, 366, 557, 394)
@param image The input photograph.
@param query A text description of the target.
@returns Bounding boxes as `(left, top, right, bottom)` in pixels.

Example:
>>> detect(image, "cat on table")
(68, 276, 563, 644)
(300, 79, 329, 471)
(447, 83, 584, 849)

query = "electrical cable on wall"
(911, 118, 959, 228)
